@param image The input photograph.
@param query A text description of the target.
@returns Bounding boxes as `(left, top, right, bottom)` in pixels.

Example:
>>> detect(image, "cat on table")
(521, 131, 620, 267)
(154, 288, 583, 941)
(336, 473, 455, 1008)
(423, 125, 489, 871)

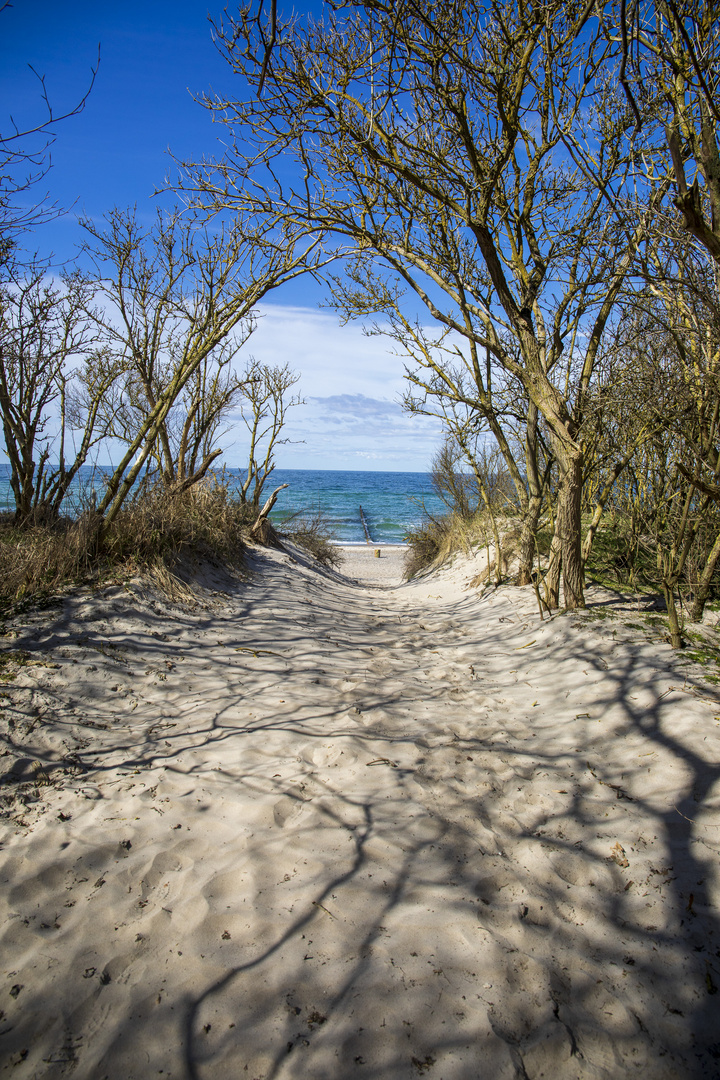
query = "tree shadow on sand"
(0, 573, 719, 1078)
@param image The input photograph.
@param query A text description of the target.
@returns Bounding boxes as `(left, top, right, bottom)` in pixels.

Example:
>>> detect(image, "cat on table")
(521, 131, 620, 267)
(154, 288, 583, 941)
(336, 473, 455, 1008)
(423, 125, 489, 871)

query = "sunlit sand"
(1, 544, 718, 1077)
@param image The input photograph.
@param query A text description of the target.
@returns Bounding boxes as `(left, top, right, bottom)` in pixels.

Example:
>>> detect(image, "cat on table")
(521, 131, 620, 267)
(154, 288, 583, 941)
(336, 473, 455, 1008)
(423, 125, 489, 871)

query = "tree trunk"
(517, 401, 544, 585)
(516, 493, 543, 585)
(488, 508, 503, 585)
(690, 528, 720, 622)
(662, 581, 684, 648)
(250, 483, 288, 545)
(544, 529, 562, 609)
(542, 451, 585, 609)
(557, 450, 585, 609)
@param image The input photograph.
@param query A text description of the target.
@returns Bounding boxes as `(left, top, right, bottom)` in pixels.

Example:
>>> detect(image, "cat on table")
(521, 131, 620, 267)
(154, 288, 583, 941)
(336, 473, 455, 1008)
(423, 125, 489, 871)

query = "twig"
(673, 804, 719, 828)
(312, 900, 336, 919)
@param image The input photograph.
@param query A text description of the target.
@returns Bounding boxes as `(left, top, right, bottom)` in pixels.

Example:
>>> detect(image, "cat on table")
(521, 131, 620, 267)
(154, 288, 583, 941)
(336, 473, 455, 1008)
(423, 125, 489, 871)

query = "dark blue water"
(0, 465, 444, 544)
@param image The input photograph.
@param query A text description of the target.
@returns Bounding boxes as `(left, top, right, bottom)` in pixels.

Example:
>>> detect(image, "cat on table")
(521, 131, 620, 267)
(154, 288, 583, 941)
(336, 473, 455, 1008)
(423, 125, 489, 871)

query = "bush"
(404, 515, 455, 578)
(0, 513, 97, 610)
(104, 479, 249, 569)
(0, 479, 251, 611)
(404, 510, 524, 582)
(279, 510, 343, 569)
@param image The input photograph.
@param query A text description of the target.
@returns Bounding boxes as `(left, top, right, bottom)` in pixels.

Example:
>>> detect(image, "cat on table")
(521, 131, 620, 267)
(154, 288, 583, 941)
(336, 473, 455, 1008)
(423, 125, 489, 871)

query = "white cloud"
(248, 304, 409, 399)
(0, 301, 445, 473)
(221, 306, 444, 471)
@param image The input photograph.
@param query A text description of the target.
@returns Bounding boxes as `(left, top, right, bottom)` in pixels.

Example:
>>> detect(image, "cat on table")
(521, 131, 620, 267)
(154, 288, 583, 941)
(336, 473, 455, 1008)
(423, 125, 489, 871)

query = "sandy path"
(1, 545, 719, 1079)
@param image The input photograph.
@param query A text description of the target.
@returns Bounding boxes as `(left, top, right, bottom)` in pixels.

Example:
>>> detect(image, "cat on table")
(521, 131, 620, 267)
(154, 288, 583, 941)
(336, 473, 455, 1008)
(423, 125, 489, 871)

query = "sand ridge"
(0, 544, 719, 1078)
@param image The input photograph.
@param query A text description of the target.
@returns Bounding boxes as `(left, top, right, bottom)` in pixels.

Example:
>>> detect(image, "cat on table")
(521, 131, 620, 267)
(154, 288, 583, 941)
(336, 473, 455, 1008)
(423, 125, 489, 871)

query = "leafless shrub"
(279, 510, 343, 569)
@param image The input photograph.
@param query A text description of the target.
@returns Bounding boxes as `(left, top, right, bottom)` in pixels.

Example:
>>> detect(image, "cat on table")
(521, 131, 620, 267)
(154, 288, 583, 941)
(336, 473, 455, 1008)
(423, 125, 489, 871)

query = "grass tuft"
(279, 510, 343, 569)
(0, 479, 252, 612)
(404, 511, 520, 581)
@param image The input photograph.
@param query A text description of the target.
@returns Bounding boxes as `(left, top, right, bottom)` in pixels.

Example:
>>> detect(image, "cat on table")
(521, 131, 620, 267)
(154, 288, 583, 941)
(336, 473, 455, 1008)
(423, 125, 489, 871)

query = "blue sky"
(1, 0, 442, 471)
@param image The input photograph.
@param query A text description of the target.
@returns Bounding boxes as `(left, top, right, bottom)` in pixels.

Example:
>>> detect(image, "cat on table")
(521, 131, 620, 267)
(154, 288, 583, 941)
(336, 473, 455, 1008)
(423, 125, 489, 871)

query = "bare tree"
(183, 0, 663, 609)
(0, 2, 98, 264)
(582, 237, 720, 639)
(430, 434, 478, 519)
(236, 358, 303, 509)
(604, 0, 720, 266)
(331, 259, 549, 583)
(641, 240, 720, 624)
(430, 428, 517, 585)
(0, 263, 113, 523)
(165, 346, 247, 492)
(78, 207, 319, 531)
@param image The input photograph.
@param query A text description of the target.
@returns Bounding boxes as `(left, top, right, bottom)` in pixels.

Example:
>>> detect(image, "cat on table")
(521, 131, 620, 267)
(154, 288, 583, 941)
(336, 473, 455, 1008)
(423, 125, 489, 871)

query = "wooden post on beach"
(359, 505, 372, 544)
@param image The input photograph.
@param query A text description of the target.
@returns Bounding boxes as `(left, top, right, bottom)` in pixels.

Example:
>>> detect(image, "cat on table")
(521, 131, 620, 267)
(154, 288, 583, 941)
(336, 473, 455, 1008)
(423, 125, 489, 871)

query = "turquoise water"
(268, 469, 443, 544)
(0, 465, 444, 545)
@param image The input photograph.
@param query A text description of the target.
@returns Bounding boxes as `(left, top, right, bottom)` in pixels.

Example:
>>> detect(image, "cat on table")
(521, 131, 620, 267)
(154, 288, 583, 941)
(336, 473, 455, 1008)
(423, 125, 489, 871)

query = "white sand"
(1, 543, 719, 1078)
(335, 544, 409, 585)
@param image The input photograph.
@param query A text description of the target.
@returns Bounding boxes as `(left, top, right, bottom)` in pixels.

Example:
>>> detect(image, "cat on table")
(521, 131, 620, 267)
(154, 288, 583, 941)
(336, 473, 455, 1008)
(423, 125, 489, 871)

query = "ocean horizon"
(0, 465, 446, 545)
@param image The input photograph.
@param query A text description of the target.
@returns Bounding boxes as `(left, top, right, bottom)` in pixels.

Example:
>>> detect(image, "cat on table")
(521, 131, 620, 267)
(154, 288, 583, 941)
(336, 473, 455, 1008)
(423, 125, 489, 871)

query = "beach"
(1, 541, 719, 1078)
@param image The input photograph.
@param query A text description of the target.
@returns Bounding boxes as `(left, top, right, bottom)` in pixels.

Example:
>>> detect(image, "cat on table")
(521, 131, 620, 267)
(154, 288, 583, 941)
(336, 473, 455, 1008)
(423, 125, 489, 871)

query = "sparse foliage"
(0, 264, 112, 524)
(186, 0, 670, 609)
(78, 206, 315, 530)
(236, 358, 303, 509)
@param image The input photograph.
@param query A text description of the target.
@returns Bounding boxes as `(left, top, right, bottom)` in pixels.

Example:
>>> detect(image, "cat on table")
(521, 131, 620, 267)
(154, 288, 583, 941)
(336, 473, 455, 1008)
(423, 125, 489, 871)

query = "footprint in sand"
(273, 794, 310, 828)
(306, 742, 355, 768)
(136, 848, 193, 892)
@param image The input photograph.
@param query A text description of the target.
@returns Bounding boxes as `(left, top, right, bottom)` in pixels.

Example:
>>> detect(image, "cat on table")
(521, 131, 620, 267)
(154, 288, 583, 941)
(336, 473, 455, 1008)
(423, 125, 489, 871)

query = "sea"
(0, 465, 446, 545)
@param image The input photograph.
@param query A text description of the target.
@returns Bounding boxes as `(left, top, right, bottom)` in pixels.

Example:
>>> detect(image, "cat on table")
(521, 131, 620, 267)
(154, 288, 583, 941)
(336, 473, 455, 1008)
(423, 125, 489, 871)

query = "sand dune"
(1, 543, 719, 1078)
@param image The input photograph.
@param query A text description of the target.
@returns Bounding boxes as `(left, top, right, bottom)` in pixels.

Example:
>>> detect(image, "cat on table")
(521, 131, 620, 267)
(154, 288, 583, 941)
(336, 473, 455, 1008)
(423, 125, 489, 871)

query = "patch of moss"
(0, 649, 34, 682)
(681, 641, 720, 684)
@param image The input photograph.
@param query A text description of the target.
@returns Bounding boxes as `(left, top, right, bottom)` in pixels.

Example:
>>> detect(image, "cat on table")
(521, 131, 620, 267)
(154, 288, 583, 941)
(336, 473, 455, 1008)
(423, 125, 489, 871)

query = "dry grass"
(103, 479, 250, 570)
(0, 481, 350, 612)
(0, 513, 98, 610)
(0, 479, 252, 612)
(279, 510, 344, 569)
(404, 511, 522, 580)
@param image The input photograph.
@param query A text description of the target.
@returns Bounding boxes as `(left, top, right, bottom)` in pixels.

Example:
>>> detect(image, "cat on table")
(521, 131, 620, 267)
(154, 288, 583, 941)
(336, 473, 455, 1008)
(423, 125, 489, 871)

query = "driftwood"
(250, 483, 288, 546)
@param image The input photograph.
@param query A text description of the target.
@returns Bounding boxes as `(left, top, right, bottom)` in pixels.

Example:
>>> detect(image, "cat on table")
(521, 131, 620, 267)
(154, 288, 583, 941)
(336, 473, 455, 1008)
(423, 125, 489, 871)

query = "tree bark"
(516, 493, 543, 586)
(558, 451, 585, 609)
(690, 528, 720, 622)
(517, 401, 544, 585)
(544, 529, 562, 610)
(662, 581, 684, 649)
